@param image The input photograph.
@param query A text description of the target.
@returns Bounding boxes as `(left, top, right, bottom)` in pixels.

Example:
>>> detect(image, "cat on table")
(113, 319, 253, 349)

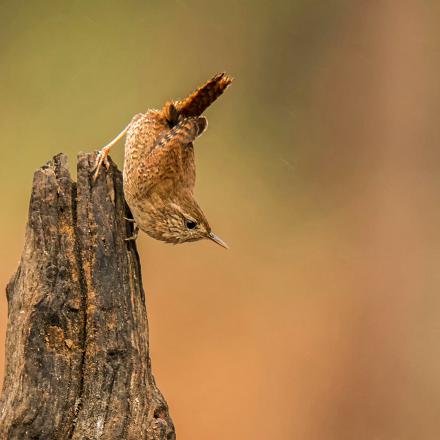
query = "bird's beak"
(207, 232, 229, 249)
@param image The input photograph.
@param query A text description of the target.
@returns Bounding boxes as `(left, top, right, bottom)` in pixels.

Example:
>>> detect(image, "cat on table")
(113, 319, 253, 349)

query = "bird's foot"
(92, 124, 130, 181)
(93, 146, 111, 181)
(125, 225, 139, 241)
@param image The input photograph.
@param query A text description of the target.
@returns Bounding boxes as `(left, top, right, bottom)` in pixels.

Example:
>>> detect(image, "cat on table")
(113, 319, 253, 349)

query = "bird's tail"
(175, 73, 233, 118)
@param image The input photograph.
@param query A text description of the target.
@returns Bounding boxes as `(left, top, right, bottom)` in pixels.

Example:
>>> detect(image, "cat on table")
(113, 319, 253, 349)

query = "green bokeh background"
(1, 1, 440, 438)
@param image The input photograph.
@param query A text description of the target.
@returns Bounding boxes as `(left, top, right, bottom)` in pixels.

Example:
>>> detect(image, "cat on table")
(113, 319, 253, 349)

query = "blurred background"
(1, 1, 440, 438)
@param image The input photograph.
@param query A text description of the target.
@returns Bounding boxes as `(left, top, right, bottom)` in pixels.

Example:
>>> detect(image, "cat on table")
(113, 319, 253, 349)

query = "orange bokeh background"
(1, 1, 440, 438)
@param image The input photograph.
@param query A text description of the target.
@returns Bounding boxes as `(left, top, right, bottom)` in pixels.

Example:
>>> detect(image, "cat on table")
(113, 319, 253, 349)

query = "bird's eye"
(186, 220, 197, 230)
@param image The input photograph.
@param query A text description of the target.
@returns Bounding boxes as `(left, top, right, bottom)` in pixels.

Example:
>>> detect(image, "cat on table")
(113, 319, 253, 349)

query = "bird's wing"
(142, 116, 207, 193)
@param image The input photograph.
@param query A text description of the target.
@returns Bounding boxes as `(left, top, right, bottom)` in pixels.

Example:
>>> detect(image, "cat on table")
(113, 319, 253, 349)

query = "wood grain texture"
(0, 153, 174, 440)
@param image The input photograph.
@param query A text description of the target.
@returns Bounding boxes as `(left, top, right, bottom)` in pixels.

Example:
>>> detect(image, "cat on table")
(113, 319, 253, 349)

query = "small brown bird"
(94, 73, 232, 248)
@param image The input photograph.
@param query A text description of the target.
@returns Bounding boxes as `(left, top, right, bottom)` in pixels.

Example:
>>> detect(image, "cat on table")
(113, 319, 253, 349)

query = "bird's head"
(145, 193, 228, 248)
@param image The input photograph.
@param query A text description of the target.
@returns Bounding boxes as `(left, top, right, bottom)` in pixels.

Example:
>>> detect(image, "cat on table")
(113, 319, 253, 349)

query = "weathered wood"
(0, 153, 175, 439)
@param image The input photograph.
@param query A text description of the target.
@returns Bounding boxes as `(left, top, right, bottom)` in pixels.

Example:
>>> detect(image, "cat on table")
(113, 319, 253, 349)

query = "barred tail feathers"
(175, 73, 233, 118)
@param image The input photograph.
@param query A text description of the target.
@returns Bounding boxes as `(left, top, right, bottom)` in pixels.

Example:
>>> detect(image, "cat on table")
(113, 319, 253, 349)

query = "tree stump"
(0, 153, 175, 439)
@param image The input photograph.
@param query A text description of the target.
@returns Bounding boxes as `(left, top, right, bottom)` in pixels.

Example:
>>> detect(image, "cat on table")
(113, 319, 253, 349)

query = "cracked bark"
(0, 153, 175, 440)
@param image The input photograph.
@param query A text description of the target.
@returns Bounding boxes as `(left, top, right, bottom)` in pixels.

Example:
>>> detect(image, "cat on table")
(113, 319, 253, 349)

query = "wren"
(93, 73, 233, 248)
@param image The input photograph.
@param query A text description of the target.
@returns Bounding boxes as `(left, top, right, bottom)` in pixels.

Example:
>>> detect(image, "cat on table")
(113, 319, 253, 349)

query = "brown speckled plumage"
(94, 73, 232, 247)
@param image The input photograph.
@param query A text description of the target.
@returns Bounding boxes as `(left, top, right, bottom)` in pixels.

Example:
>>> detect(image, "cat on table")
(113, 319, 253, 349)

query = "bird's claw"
(93, 146, 111, 181)
(125, 225, 139, 241)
